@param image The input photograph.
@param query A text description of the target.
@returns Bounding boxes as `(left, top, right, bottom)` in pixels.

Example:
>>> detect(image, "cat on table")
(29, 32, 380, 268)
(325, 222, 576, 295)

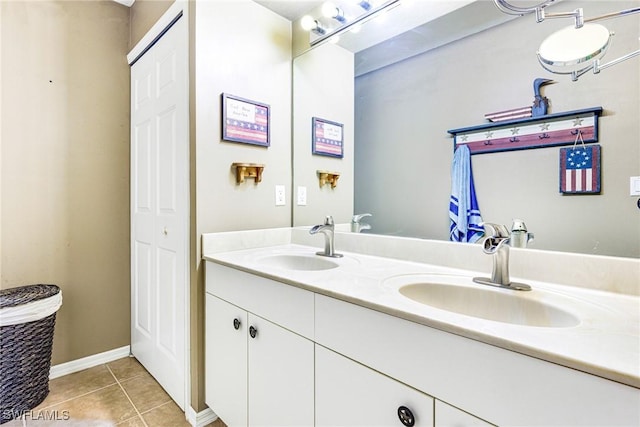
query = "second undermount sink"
(256, 254, 339, 271)
(394, 276, 581, 328)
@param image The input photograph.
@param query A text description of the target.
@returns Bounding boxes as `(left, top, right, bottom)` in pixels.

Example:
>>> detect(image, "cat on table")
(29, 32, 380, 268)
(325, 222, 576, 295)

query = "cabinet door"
(316, 345, 434, 427)
(435, 400, 495, 427)
(248, 313, 314, 427)
(205, 294, 248, 427)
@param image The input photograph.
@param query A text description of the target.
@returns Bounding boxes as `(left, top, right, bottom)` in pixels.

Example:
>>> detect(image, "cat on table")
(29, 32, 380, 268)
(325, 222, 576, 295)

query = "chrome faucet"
(473, 223, 531, 291)
(510, 219, 535, 248)
(351, 213, 372, 233)
(310, 216, 343, 258)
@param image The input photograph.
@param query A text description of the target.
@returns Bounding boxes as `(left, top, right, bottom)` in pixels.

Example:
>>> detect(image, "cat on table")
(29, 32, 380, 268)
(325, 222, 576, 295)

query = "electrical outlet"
(630, 177, 640, 196)
(275, 185, 286, 206)
(297, 186, 307, 206)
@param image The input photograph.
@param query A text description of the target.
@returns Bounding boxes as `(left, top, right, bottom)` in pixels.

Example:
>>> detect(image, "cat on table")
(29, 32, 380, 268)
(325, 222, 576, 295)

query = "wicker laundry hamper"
(0, 284, 62, 424)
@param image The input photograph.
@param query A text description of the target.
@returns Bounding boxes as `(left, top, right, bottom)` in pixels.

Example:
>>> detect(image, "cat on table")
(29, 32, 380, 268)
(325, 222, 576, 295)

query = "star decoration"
(539, 123, 550, 131)
(510, 127, 520, 135)
(573, 117, 584, 126)
(460, 135, 469, 142)
(484, 131, 493, 139)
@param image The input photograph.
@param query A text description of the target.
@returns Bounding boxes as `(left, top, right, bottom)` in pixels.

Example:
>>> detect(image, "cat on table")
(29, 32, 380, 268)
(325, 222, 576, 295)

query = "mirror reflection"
(292, 0, 640, 258)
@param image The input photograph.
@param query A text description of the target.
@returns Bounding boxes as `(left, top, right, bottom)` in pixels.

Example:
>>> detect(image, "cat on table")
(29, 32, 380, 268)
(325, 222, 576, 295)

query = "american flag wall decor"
(312, 117, 344, 158)
(559, 144, 601, 194)
(222, 93, 270, 147)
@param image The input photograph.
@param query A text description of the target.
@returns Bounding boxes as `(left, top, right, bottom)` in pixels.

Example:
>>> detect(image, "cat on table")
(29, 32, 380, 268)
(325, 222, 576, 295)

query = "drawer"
(316, 344, 434, 427)
(205, 261, 314, 339)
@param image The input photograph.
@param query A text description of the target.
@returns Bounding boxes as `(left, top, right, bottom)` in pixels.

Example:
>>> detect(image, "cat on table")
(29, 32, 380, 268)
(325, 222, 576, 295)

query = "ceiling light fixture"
(302, 0, 400, 47)
(301, 15, 327, 35)
(322, 2, 347, 23)
(357, 0, 372, 11)
(493, 0, 640, 81)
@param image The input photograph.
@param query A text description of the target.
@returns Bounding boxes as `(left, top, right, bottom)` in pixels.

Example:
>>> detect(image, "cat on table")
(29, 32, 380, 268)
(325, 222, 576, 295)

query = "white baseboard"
(49, 345, 131, 379)
(186, 405, 218, 427)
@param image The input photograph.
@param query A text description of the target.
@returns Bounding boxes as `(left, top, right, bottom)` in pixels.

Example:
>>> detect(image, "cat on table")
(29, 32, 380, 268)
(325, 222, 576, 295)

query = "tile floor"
(4, 357, 226, 427)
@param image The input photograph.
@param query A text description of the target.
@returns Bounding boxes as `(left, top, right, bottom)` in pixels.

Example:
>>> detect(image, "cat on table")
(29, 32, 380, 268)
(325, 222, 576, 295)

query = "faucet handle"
(511, 219, 528, 232)
(482, 223, 509, 238)
(352, 213, 372, 223)
(324, 215, 335, 226)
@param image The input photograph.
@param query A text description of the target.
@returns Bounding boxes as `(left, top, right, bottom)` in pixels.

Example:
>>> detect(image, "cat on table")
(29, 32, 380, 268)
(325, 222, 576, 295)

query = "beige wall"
(354, 0, 640, 257)
(129, 0, 173, 50)
(0, 0, 292, 413)
(1, 1, 131, 364)
(191, 0, 292, 410)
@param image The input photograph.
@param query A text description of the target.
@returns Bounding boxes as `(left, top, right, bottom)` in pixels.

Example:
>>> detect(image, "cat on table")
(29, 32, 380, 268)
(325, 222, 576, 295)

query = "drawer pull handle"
(397, 406, 415, 427)
(233, 318, 241, 330)
(249, 325, 258, 339)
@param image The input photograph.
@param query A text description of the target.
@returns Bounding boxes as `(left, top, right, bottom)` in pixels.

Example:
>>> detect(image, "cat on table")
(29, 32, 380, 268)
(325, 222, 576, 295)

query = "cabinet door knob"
(397, 406, 415, 427)
(249, 325, 258, 339)
(233, 318, 241, 330)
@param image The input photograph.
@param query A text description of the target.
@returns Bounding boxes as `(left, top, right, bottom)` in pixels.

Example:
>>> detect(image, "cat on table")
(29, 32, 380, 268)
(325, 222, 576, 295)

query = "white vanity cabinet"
(246, 312, 314, 427)
(205, 259, 639, 427)
(315, 344, 493, 427)
(316, 344, 434, 427)
(205, 262, 315, 427)
(205, 294, 247, 427)
(435, 401, 494, 427)
(315, 294, 639, 426)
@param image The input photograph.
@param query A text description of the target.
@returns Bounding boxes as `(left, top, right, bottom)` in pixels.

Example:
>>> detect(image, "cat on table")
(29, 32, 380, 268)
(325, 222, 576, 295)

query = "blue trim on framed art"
(312, 117, 344, 158)
(221, 93, 270, 147)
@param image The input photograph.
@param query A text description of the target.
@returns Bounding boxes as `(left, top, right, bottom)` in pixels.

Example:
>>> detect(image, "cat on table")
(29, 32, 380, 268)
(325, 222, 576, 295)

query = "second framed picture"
(312, 117, 343, 158)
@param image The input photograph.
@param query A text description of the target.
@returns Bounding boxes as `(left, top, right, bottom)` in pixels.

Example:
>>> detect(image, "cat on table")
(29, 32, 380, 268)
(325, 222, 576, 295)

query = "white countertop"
(204, 242, 640, 389)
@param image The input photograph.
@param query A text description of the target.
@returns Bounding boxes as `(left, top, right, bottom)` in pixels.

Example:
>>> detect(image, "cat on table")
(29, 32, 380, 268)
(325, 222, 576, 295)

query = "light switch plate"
(297, 186, 307, 206)
(630, 177, 640, 196)
(275, 185, 286, 206)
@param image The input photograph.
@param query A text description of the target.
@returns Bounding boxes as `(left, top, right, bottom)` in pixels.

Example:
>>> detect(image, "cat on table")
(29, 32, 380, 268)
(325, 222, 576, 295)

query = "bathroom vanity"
(203, 228, 640, 426)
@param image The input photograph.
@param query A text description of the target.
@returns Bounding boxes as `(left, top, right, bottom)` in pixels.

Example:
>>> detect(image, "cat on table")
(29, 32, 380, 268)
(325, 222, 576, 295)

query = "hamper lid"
(0, 284, 61, 309)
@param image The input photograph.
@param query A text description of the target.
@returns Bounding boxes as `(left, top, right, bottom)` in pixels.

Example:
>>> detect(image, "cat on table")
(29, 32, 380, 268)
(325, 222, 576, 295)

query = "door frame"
(127, 0, 191, 415)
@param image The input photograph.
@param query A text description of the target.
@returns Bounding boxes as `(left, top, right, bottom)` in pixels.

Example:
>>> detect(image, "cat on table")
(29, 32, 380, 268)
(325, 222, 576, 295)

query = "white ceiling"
(113, 0, 321, 16)
(113, 0, 135, 7)
(254, 1, 323, 21)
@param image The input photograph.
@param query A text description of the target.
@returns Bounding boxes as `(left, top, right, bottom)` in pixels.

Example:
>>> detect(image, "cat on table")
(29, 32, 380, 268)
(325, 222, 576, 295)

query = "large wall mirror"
(292, 0, 640, 259)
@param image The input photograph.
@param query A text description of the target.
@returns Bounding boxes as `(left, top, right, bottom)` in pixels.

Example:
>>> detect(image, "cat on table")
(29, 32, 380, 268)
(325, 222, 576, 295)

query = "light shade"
(357, 0, 372, 11)
(537, 23, 611, 74)
(322, 2, 346, 22)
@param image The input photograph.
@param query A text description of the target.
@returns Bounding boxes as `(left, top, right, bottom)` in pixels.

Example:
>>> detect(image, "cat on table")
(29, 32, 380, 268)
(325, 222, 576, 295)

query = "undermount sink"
(395, 277, 580, 328)
(256, 254, 339, 271)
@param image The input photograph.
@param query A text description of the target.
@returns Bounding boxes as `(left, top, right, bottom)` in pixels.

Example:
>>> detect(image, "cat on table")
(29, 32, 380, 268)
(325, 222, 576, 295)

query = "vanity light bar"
(307, 0, 401, 47)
